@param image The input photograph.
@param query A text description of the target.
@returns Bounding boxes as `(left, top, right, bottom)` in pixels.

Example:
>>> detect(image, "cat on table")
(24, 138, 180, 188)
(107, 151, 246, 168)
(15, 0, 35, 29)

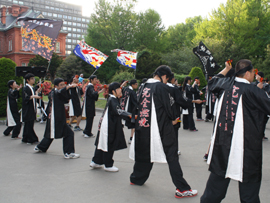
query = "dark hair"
(168, 73, 175, 83)
(7, 80, 15, 88)
(130, 79, 137, 86)
(235, 59, 253, 77)
(54, 78, 64, 86)
(24, 73, 35, 83)
(183, 76, 191, 91)
(257, 71, 264, 78)
(142, 78, 147, 83)
(153, 65, 172, 82)
(89, 75, 97, 82)
(194, 76, 199, 80)
(109, 82, 120, 94)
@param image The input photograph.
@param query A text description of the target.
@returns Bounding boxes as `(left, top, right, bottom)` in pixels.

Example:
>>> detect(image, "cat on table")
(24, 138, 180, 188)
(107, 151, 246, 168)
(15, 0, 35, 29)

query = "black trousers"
(262, 115, 269, 137)
(4, 122, 22, 138)
(92, 147, 114, 167)
(195, 103, 202, 119)
(22, 120, 39, 143)
(37, 126, 75, 154)
(83, 116, 94, 136)
(201, 172, 261, 203)
(183, 108, 195, 130)
(130, 160, 191, 191)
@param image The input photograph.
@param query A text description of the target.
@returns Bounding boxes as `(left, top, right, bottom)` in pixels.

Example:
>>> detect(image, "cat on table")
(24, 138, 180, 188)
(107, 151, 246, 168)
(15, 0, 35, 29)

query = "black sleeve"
(22, 86, 32, 105)
(87, 86, 99, 101)
(10, 89, 20, 99)
(156, 84, 174, 120)
(174, 87, 192, 109)
(110, 98, 131, 120)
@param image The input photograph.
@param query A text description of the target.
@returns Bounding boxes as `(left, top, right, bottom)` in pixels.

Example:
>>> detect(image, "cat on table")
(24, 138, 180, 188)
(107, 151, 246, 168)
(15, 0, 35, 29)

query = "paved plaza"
(1, 111, 270, 203)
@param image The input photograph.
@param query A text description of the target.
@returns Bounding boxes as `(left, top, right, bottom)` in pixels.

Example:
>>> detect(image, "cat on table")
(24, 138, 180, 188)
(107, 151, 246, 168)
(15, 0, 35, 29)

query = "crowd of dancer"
(3, 60, 270, 202)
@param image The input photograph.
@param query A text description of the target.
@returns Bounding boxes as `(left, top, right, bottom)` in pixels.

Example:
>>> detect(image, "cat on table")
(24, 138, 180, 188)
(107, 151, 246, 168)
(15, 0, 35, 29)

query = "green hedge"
(174, 73, 188, 85)
(0, 58, 23, 117)
(189, 67, 207, 88)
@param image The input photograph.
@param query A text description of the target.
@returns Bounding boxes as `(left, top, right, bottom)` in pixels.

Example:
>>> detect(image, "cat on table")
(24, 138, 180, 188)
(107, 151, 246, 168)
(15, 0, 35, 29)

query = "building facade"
(1, 0, 90, 55)
(0, 4, 67, 66)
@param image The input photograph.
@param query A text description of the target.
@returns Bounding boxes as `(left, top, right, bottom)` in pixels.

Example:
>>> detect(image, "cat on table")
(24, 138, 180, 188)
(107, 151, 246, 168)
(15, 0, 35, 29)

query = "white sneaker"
(104, 166, 119, 172)
(175, 189, 198, 198)
(64, 153, 80, 159)
(40, 120, 44, 124)
(84, 134, 95, 138)
(178, 151, 181, 156)
(89, 161, 103, 169)
(33, 146, 42, 153)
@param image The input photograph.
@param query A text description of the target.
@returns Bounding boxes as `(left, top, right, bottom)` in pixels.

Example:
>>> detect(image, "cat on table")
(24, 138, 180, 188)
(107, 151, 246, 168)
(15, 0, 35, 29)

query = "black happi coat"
(83, 84, 98, 118)
(167, 83, 192, 129)
(129, 79, 177, 163)
(6, 89, 20, 126)
(124, 86, 137, 128)
(69, 86, 83, 117)
(207, 75, 270, 183)
(22, 84, 36, 122)
(95, 95, 131, 152)
(205, 85, 216, 114)
(194, 84, 201, 100)
(120, 86, 129, 110)
(184, 84, 197, 112)
(44, 87, 70, 139)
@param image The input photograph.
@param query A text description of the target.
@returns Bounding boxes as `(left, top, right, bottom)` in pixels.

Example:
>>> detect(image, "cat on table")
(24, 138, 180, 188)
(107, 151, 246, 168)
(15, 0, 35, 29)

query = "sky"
(58, 0, 228, 28)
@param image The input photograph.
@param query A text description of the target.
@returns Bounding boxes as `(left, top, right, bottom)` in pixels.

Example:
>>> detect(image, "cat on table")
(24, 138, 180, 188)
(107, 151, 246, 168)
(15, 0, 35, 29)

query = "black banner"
(17, 17, 63, 60)
(193, 41, 220, 76)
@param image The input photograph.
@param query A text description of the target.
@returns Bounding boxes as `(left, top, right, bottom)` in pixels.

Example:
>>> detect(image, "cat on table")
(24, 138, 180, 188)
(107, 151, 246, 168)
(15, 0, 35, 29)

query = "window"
(63, 27, 67, 30)
(72, 39, 77, 43)
(60, 8, 64, 12)
(66, 50, 71, 55)
(73, 34, 76, 37)
(19, 1, 23, 5)
(82, 18, 85, 22)
(67, 39, 71, 43)
(13, 0, 18, 3)
(73, 22, 76, 26)
(43, 12, 47, 15)
(8, 40, 12, 51)
(67, 45, 71, 49)
(53, 14, 57, 17)
(68, 22, 72, 25)
(55, 8, 59, 11)
(73, 17, 76, 20)
(86, 19, 89, 23)
(68, 16, 72, 20)
(58, 14, 62, 18)
(77, 18, 81, 21)
(68, 27, 71, 31)
(77, 34, 81, 38)
(63, 15, 67, 19)
(63, 21, 67, 25)
(55, 42, 60, 52)
(68, 33, 71, 37)
(73, 28, 76, 32)
(77, 29, 81, 32)
(22, 63, 27, 66)
(77, 23, 81, 27)
(48, 13, 52, 16)
(50, 7, 54, 10)
(45, 6, 49, 9)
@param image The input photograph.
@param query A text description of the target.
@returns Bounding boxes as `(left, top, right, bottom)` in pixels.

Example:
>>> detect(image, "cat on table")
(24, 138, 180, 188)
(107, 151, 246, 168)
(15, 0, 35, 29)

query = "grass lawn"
(95, 99, 106, 109)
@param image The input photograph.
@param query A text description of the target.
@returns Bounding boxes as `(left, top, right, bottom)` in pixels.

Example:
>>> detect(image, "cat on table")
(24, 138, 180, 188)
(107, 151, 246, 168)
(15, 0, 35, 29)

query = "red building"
(0, 4, 67, 66)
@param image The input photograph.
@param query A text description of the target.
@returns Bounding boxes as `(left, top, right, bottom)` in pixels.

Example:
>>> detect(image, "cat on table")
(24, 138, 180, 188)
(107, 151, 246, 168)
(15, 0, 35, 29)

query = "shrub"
(174, 73, 188, 85)
(189, 67, 207, 89)
(0, 58, 23, 117)
(110, 71, 135, 83)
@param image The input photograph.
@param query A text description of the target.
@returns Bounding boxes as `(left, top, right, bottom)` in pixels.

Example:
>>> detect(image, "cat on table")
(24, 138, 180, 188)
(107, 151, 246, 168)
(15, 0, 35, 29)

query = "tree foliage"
(28, 52, 63, 82)
(189, 67, 207, 89)
(0, 58, 23, 117)
(110, 71, 135, 83)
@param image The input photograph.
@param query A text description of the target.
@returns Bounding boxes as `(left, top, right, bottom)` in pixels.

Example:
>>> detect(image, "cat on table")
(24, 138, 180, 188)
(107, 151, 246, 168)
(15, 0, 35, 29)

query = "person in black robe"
(167, 74, 203, 155)
(251, 71, 269, 140)
(123, 79, 138, 144)
(129, 65, 198, 199)
(68, 75, 84, 131)
(4, 80, 22, 139)
(82, 75, 104, 138)
(204, 76, 216, 122)
(201, 59, 270, 203)
(21, 73, 41, 144)
(182, 76, 198, 131)
(136, 78, 147, 97)
(90, 82, 131, 172)
(34, 78, 80, 159)
(193, 77, 204, 121)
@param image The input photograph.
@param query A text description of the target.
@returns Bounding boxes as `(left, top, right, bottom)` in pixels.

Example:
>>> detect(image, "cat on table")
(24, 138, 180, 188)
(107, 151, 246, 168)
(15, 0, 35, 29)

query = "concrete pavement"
(1, 112, 270, 203)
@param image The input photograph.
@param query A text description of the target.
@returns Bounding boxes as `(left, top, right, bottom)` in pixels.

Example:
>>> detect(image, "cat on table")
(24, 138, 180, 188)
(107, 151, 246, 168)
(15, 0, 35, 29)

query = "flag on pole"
(73, 40, 108, 69)
(17, 17, 63, 60)
(111, 49, 138, 69)
(193, 41, 220, 75)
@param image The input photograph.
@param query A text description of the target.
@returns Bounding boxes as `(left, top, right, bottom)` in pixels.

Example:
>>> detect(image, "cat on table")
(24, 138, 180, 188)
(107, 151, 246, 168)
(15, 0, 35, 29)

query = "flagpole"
(46, 59, 51, 73)
(91, 68, 98, 76)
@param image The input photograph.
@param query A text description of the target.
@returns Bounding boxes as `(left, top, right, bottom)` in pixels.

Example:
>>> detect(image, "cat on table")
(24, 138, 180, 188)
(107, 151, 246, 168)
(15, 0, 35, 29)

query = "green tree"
(194, 0, 270, 59)
(28, 52, 63, 82)
(0, 57, 23, 117)
(189, 67, 207, 89)
(110, 71, 135, 83)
